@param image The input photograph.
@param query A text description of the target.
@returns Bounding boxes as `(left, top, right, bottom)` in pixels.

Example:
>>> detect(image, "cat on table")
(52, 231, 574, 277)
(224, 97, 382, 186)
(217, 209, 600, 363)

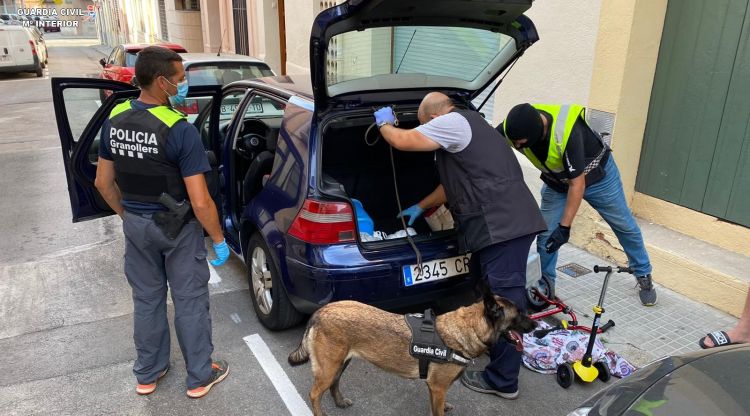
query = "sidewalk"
(552, 244, 737, 367)
(518, 150, 740, 367)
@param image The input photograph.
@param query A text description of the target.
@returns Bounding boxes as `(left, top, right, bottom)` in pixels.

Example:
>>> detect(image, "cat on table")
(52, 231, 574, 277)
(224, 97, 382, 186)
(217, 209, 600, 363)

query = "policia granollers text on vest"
(503, 104, 610, 189)
(435, 109, 546, 253)
(108, 99, 193, 239)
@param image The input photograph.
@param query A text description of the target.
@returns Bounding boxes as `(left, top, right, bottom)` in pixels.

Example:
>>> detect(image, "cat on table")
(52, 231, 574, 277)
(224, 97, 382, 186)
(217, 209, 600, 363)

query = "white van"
(0, 25, 44, 77)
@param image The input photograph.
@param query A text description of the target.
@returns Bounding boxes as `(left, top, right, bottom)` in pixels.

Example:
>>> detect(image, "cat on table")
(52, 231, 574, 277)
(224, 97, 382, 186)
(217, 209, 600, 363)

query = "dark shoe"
(136, 365, 169, 395)
(636, 275, 657, 306)
(186, 360, 229, 398)
(460, 370, 518, 400)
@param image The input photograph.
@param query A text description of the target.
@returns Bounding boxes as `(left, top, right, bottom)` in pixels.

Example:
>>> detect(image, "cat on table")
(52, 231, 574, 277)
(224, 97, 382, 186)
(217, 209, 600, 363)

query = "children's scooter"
(555, 265, 632, 388)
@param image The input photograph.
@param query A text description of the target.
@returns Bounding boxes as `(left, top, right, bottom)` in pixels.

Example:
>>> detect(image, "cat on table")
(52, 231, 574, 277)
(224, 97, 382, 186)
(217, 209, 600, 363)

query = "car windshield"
(125, 52, 139, 67)
(326, 25, 516, 96)
(185, 62, 275, 86)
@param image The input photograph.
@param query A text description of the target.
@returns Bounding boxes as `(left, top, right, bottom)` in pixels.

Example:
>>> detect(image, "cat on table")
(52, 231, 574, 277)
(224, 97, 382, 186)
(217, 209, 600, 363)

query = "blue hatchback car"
(52, 0, 539, 329)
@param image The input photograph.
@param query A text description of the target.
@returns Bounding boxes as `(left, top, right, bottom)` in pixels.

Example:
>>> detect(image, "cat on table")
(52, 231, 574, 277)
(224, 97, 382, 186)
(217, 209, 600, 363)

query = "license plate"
(246, 102, 264, 113)
(220, 104, 237, 114)
(403, 254, 471, 286)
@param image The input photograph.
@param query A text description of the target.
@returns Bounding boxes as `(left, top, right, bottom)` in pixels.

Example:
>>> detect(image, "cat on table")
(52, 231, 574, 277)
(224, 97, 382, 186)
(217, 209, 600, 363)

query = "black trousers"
(477, 233, 535, 393)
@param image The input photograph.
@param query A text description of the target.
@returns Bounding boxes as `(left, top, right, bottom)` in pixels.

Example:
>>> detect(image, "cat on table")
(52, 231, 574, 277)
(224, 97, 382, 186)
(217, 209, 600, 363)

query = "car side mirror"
(99, 58, 106, 67)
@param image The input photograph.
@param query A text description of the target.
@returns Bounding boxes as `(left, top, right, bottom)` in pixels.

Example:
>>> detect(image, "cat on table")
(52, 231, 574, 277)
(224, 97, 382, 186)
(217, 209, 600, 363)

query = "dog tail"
(288, 316, 315, 366)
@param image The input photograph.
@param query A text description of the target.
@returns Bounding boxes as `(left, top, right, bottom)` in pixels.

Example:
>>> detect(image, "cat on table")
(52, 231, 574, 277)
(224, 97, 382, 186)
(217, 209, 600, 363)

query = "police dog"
(288, 291, 536, 416)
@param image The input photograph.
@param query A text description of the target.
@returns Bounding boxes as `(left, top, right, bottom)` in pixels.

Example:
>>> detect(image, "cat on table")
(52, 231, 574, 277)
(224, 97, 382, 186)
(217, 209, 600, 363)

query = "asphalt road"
(0, 37, 604, 415)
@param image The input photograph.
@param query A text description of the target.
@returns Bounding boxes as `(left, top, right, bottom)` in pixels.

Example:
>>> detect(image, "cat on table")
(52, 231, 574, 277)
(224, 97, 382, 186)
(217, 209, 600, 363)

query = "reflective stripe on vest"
(504, 104, 585, 173)
(110, 100, 187, 127)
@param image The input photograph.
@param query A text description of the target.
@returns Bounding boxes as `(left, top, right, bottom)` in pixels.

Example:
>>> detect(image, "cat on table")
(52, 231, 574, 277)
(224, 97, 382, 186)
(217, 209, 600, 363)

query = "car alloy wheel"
(250, 246, 273, 315)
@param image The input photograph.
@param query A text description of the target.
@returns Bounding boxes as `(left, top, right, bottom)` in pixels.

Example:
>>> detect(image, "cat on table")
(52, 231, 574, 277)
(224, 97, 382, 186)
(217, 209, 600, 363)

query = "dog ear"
(483, 291, 505, 325)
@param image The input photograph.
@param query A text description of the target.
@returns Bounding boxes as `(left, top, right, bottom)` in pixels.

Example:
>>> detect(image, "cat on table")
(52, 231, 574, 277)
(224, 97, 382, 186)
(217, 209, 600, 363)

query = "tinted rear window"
(185, 62, 274, 86)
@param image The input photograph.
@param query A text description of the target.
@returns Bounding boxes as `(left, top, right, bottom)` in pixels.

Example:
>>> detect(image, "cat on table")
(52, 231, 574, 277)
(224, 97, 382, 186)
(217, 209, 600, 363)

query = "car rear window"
(326, 25, 515, 94)
(185, 62, 274, 86)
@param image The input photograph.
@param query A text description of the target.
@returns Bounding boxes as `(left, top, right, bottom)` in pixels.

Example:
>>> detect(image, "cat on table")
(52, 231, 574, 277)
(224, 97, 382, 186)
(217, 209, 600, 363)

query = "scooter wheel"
(557, 363, 574, 388)
(595, 361, 611, 383)
(527, 275, 553, 312)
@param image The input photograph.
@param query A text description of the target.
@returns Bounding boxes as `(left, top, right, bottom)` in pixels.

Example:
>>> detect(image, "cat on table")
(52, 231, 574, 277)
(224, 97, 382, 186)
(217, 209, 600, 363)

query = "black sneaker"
(636, 275, 657, 306)
(186, 360, 229, 398)
(460, 370, 518, 399)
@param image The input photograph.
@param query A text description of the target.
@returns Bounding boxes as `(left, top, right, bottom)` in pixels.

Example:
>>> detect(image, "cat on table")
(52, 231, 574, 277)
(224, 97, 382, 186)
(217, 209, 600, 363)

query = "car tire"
(246, 233, 304, 330)
(595, 361, 611, 383)
(556, 363, 574, 389)
(35, 65, 43, 77)
(526, 275, 553, 312)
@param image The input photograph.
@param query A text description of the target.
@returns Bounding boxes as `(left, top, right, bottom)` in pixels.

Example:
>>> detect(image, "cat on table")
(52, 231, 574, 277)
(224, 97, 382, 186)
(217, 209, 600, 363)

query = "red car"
(97, 43, 187, 100)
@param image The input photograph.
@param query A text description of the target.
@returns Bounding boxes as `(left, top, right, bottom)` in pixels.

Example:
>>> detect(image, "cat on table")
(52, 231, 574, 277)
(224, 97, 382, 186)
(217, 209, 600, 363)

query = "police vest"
(503, 104, 584, 174)
(107, 100, 189, 203)
(435, 110, 546, 253)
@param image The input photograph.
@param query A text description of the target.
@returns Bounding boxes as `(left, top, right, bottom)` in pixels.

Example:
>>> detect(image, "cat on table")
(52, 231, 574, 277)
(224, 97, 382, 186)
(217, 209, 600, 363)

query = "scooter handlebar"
(594, 265, 633, 274)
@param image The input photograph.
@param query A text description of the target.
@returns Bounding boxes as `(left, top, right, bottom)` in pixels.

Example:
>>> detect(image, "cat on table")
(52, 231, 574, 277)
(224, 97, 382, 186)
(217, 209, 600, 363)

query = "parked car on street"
(171, 52, 275, 115)
(51, 0, 540, 329)
(568, 344, 750, 416)
(97, 42, 187, 100)
(0, 25, 46, 77)
(0, 14, 21, 25)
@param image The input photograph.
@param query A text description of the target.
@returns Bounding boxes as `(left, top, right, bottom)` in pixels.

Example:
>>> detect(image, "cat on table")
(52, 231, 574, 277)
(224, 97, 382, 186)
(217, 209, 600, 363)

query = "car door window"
(201, 89, 247, 148)
(107, 49, 117, 65)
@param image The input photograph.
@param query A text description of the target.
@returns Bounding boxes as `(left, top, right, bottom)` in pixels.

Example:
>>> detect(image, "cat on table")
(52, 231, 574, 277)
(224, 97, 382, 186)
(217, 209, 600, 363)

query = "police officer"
(94, 46, 230, 398)
(499, 103, 657, 306)
(374, 92, 546, 399)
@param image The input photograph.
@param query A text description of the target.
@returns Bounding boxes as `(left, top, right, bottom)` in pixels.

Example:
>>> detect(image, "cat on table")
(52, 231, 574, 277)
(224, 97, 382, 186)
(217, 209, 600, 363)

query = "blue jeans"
(538, 156, 652, 282)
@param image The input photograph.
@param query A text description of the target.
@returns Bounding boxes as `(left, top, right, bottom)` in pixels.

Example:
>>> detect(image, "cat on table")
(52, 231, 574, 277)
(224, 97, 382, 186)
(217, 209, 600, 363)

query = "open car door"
(52, 78, 138, 222)
(51, 78, 223, 222)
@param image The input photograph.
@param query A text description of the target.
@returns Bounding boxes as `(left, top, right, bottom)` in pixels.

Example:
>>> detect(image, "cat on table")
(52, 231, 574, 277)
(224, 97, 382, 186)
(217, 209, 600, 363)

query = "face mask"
(162, 77, 189, 106)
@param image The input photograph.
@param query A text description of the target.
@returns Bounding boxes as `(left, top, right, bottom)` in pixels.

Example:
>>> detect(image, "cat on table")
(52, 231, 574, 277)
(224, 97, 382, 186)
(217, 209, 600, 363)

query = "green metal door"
(637, 0, 750, 227)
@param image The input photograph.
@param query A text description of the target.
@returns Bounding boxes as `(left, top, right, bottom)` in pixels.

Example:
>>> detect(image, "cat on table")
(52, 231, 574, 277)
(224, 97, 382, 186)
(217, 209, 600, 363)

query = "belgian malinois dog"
(288, 291, 536, 416)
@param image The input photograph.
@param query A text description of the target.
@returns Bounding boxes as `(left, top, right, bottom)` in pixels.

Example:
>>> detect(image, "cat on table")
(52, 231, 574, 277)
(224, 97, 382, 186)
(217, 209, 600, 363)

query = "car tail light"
(28, 40, 36, 55)
(288, 199, 356, 244)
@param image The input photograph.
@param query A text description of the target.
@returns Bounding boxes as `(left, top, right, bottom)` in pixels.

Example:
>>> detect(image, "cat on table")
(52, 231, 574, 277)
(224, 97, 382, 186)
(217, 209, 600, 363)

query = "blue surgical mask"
(162, 77, 189, 106)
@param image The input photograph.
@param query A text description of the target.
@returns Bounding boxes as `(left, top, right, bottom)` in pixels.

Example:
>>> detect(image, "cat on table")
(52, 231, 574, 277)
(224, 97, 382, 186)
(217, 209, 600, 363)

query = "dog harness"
(404, 309, 471, 379)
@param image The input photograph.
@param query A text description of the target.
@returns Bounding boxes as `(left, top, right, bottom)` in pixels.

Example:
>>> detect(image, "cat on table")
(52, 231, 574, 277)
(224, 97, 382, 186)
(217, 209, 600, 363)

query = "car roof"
(0, 25, 33, 32)
(178, 53, 267, 65)
(122, 43, 186, 52)
(254, 75, 314, 100)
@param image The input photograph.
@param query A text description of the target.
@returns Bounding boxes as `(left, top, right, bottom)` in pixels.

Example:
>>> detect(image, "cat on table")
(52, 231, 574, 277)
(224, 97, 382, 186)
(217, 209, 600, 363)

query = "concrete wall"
(165, 1, 203, 52)
(491, 0, 602, 124)
(283, 0, 321, 74)
(248, 0, 281, 73)
(200, 0, 221, 52)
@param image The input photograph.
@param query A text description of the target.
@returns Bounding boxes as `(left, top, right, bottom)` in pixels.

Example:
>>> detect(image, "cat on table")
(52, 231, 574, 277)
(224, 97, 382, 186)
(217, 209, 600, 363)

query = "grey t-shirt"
(415, 112, 472, 153)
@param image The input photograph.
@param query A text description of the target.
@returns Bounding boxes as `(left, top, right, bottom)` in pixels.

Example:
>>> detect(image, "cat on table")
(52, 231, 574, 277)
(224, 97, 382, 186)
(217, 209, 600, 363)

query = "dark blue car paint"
(53, 1, 541, 319)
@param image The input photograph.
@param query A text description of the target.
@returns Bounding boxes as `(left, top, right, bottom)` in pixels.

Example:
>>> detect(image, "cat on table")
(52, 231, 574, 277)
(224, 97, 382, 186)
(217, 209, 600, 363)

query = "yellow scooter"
(556, 265, 632, 388)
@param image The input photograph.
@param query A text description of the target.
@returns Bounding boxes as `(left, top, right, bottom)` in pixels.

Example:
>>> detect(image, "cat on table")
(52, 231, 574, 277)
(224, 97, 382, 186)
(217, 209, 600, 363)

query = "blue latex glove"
(210, 239, 230, 266)
(374, 106, 396, 128)
(397, 204, 425, 226)
(545, 224, 571, 254)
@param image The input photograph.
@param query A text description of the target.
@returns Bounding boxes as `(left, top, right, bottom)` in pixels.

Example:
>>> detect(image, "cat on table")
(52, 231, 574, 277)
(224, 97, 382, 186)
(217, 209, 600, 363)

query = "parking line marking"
(230, 313, 241, 324)
(94, 100, 101, 106)
(208, 262, 222, 286)
(243, 334, 312, 416)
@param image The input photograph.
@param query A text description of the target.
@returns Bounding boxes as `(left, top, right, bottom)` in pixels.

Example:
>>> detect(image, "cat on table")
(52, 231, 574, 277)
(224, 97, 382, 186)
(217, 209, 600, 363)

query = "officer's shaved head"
(418, 92, 454, 124)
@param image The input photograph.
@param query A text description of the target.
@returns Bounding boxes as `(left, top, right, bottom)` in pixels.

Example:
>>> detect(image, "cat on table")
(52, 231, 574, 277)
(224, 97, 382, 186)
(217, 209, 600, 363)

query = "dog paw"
(335, 398, 353, 408)
(444, 402, 454, 412)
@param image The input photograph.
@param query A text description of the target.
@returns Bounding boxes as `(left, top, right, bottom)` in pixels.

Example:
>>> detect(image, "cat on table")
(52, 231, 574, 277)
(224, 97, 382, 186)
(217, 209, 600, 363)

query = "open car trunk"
(321, 113, 454, 245)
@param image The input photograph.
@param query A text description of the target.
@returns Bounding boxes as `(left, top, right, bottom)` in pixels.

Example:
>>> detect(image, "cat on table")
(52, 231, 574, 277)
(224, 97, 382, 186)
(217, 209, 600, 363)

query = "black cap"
(505, 103, 544, 148)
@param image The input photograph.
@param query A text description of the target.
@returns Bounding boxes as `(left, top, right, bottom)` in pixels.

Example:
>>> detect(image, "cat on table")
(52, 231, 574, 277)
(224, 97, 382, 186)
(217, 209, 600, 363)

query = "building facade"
(90, 0, 749, 317)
